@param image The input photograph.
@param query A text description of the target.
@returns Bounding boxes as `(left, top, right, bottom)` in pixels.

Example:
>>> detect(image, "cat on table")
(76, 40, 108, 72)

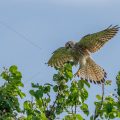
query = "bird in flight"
(47, 25, 119, 84)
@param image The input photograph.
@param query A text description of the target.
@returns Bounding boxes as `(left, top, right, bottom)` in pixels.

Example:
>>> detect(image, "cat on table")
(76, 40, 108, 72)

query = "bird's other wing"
(78, 25, 119, 53)
(48, 47, 73, 68)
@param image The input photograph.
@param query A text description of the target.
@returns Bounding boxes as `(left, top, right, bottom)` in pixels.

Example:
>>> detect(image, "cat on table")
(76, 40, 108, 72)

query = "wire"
(28, 71, 41, 81)
(0, 21, 41, 50)
(96, 84, 111, 95)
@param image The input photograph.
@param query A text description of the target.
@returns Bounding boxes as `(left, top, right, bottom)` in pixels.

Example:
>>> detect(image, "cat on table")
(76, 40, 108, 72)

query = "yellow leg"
(74, 69, 80, 77)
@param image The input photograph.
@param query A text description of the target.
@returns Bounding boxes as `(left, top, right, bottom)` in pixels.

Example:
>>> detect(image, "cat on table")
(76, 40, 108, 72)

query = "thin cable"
(28, 71, 41, 81)
(0, 21, 41, 50)
(97, 84, 113, 95)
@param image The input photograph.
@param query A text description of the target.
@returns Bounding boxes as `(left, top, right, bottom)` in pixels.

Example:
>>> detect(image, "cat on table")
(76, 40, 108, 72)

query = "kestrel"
(47, 25, 119, 84)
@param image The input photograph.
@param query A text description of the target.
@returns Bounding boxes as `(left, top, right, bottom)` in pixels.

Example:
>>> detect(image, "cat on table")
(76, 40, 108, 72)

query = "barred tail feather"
(76, 57, 106, 84)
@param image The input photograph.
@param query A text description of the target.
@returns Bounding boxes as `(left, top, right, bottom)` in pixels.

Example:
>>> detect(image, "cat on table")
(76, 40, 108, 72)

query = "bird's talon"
(74, 71, 80, 77)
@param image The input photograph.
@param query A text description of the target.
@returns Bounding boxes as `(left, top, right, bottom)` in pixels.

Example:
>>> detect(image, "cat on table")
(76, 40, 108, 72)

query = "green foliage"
(63, 114, 83, 120)
(93, 71, 120, 120)
(0, 65, 25, 120)
(80, 103, 89, 116)
(0, 65, 120, 120)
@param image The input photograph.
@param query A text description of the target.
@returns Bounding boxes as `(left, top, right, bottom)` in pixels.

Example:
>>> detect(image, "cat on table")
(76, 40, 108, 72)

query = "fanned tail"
(76, 57, 107, 84)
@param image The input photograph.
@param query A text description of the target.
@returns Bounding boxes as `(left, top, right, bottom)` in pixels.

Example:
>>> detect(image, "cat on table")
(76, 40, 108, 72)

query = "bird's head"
(65, 41, 75, 49)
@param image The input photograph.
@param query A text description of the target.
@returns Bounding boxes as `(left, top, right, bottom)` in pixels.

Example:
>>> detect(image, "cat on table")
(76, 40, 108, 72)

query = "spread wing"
(78, 25, 119, 53)
(48, 47, 73, 67)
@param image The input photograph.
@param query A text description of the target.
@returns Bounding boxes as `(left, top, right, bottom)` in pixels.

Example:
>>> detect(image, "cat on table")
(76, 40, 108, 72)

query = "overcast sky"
(0, 0, 120, 119)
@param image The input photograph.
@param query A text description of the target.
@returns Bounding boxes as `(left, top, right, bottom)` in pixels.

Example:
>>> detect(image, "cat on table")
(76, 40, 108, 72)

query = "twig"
(93, 83, 104, 120)
(75, 102, 77, 114)
(50, 85, 62, 113)
(41, 98, 46, 112)
(51, 93, 59, 112)
(45, 93, 60, 120)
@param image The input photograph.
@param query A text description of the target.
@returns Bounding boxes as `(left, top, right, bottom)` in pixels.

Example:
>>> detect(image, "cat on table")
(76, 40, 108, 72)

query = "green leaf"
(82, 80, 90, 88)
(106, 103, 113, 113)
(18, 82, 24, 87)
(76, 114, 83, 120)
(1, 71, 9, 80)
(24, 101, 31, 110)
(80, 88, 88, 102)
(43, 86, 50, 93)
(44, 83, 53, 86)
(96, 95, 102, 100)
(41, 112, 47, 120)
(109, 112, 116, 119)
(78, 80, 84, 89)
(64, 63, 72, 72)
(9, 65, 18, 73)
(53, 85, 58, 92)
(63, 114, 83, 120)
(80, 103, 89, 116)
(35, 90, 43, 98)
(36, 99, 42, 107)
(65, 70, 73, 79)
(16, 71, 22, 79)
(29, 90, 35, 96)
(105, 80, 112, 85)
(31, 83, 39, 88)
(18, 90, 26, 98)
(56, 105, 63, 114)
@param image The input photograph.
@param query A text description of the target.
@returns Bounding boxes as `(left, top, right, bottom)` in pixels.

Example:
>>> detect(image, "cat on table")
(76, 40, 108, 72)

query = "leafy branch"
(0, 65, 120, 120)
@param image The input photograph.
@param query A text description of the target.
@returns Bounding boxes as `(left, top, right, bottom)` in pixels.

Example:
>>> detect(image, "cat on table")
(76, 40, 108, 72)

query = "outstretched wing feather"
(48, 47, 73, 67)
(78, 25, 119, 53)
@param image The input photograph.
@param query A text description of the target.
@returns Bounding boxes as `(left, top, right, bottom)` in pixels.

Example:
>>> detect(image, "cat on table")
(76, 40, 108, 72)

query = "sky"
(0, 0, 120, 119)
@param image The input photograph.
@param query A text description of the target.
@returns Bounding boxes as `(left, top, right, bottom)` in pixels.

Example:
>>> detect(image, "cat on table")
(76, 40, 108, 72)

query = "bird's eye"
(67, 43, 71, 48)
